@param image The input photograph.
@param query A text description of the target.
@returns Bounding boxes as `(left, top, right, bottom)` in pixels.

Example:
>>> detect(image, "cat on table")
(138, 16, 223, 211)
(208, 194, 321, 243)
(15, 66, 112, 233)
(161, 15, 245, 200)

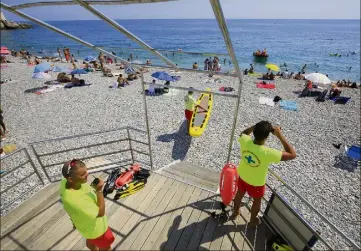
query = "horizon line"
(12, 18, 361, 22)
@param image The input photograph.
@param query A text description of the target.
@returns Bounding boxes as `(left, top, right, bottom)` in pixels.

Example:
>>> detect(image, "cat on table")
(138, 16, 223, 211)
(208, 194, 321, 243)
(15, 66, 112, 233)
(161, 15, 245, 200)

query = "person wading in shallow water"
(60, 159, 114, 251)
(231, 121, 296, 226)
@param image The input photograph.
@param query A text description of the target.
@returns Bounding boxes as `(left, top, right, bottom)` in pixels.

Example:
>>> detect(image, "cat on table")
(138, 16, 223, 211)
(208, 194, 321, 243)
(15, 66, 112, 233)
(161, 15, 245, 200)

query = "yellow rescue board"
(189, 88, 213, 137)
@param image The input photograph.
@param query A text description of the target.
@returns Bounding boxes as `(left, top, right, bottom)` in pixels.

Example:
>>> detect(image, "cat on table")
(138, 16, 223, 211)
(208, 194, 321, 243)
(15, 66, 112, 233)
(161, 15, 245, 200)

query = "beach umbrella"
(84, 56, 96, 62)
(70, 69, 88, 75)
(151, 71, 175, 81)
(34, 62, 51, 73)
(32, 72, 51, 79)
(125, 65, 137, 74)
(305, 73, 331, 84)
(265, 64, 280, 72)
(51, 66, 70, 73)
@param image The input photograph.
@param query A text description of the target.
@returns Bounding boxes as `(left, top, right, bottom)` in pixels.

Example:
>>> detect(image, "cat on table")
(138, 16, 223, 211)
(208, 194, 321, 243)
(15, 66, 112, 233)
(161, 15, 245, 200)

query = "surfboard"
(189, 88, 213, 137)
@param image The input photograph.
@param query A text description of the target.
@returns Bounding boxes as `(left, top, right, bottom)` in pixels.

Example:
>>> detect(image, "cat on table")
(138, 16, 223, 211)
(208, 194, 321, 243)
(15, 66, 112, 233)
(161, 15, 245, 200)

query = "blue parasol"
(33, 62, 51, 73)
(125, 65, 137, 74)
(70, 69, 88, 75)
(151, 71, 176, 82)
(84, 56, 96, 62)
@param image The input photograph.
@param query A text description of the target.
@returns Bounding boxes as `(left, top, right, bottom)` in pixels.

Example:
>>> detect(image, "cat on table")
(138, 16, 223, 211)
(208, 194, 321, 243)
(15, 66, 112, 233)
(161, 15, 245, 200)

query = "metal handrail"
(268, 168, 360, 250)
(145, 82, 239, 98)
(0, 148, 44, 211)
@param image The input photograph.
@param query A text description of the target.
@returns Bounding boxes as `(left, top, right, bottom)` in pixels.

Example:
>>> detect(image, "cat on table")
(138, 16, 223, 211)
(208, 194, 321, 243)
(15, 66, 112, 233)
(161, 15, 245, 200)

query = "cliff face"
(0, 11, 31, 30)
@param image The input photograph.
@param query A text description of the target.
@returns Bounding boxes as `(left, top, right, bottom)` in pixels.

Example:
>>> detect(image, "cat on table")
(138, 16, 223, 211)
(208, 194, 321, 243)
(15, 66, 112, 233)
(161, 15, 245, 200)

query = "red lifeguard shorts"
(238, 178, 265, 198)
(184, 109, 193, 121)
(87, 227, 115, 248)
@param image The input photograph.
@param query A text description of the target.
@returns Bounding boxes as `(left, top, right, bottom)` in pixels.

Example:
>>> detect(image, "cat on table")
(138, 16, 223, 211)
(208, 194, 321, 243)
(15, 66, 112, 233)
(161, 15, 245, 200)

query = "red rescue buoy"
(115, 163, 141, 188)
(219, 163, 239, 206)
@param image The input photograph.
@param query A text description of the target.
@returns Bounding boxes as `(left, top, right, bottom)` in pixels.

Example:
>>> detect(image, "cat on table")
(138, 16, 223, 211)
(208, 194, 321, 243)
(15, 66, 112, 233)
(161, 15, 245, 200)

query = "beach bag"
(273, 96, 282, 102)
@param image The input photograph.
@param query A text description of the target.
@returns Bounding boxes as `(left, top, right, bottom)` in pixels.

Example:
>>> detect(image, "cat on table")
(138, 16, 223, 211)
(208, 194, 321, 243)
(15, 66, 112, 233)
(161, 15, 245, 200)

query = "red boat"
(253, 52, 269, 58)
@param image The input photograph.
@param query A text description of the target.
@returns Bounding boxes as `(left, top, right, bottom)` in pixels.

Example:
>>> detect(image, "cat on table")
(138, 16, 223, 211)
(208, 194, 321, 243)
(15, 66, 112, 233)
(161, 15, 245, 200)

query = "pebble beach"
(0, 56, 360, 249)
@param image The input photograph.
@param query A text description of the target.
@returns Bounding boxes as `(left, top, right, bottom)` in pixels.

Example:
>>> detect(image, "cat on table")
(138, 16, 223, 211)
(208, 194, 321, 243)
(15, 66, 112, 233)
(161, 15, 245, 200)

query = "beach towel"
(256, 82, 275, 89)
(35, 85, 64, 94)
(259, 97, 275, 107)
(280, 100, 298, 111)
(219, 86, 235, 92)
(330, 96, 351, 104)
(65, 83, 92, 88)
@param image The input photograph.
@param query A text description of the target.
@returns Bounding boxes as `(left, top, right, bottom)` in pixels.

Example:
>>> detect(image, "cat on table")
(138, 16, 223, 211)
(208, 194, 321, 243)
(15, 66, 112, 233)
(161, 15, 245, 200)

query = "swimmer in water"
(349, 67, 352, 71)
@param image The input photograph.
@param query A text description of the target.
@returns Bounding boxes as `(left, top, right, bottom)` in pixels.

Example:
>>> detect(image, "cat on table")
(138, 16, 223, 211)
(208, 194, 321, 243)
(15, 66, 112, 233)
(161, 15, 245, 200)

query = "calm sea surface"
(1, 19, 360, 81)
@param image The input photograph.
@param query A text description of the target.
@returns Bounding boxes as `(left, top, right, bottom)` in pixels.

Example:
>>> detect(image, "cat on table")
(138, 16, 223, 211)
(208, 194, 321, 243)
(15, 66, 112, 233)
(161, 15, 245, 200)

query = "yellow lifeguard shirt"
(59, 179, 108, 239)
(184, 94, 196, 111)
(237, 134, 282, 186)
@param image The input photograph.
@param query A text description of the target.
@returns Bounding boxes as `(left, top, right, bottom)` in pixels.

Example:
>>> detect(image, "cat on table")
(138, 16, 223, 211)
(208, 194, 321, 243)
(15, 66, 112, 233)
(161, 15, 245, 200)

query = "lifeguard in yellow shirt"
(232, 121, 296, 226)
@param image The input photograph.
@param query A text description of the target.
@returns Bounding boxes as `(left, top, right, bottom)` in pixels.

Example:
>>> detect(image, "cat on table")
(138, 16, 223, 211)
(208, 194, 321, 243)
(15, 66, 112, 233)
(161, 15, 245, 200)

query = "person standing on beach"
(184, 88, 207, 135)
(60, 159, 115, 251)
(57, 48, 63, 62)
(204, 58, 209, 70)
(231, 121, 296, 226)
(0, 106, 7, 140)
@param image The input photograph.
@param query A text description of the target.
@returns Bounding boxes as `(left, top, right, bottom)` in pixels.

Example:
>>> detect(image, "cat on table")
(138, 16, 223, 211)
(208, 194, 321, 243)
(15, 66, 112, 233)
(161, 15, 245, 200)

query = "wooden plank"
(219, 204, 239, 251)
(118, 178, 175, 250)
(71, 173, 162, 250)
(50, 196, 125, 250)
(163, 187, 202, 251)
(175, 190, 210, 250)
(186, 193, 218, 250)
(197, 195, 221, 250)
(1, 170, 109, 237)
(151, 185, 195, 250)
(22, 172, 110, 250)
(27, 195, 114, 250)
(232, 206, 251, 251)
(111, 175, 168, 250)
(172, 162, 220, 184)
(140, 182, 189, 250)
(0, 182, 60, 235)
(161, 168, 218, 191)
(1, 200, 64, 251)
(208, 196, 235, 251)
(129, 180, 183, 250)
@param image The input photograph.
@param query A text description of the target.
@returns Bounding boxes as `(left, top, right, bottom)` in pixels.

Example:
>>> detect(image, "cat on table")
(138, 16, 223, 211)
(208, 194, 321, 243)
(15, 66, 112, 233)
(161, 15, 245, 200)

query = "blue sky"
(2, 0, 360, 21)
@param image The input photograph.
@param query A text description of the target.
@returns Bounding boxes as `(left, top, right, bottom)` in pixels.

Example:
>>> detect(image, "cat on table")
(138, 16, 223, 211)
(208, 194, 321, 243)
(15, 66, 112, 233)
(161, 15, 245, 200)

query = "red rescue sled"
(219, 163, 239, 206)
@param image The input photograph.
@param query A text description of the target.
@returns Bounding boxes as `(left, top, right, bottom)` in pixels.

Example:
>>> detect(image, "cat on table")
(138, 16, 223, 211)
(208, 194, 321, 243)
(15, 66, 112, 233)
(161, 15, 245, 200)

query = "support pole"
(140, 73, 154, 170)
(209, 0, 244, 163)
(0, 2, 129, 65)
(73, 0, 178, 68)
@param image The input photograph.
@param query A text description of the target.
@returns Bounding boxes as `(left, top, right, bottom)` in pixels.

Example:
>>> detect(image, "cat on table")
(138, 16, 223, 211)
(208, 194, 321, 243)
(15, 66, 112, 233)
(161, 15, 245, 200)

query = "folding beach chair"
(315, 89, 328, 102)
(345, 145, 361, 161)
(337, 145, 361, 170)
(300, 86, 310, 97)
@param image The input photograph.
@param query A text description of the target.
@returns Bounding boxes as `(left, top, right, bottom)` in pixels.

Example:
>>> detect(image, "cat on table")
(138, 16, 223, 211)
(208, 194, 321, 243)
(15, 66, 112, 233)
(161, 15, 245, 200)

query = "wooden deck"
(0, 172, 271, 250)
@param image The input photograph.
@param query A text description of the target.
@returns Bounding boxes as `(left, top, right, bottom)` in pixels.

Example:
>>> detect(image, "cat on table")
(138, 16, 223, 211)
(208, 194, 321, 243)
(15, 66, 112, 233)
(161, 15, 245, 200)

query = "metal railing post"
(24, 148, 45, 186)
(209, 0, 244, 164)
(126, 127, 135, 164)
(140, 73, 154, 170)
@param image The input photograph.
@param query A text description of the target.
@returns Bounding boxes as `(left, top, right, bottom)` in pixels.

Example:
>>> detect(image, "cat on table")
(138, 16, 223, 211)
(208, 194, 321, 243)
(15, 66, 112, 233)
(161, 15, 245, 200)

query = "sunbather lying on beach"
(57, 72, 71, 83)
(294, 72, 304, 80)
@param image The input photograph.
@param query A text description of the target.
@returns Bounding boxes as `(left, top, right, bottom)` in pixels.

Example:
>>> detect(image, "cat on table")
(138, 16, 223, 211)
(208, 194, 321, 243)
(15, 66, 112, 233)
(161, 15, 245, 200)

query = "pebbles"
(1, 57, 360, 249)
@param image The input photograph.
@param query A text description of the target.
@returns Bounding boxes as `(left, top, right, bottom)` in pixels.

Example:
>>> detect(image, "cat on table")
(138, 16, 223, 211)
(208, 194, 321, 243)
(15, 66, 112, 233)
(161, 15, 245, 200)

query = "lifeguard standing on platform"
(231, 121, 296, 226)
